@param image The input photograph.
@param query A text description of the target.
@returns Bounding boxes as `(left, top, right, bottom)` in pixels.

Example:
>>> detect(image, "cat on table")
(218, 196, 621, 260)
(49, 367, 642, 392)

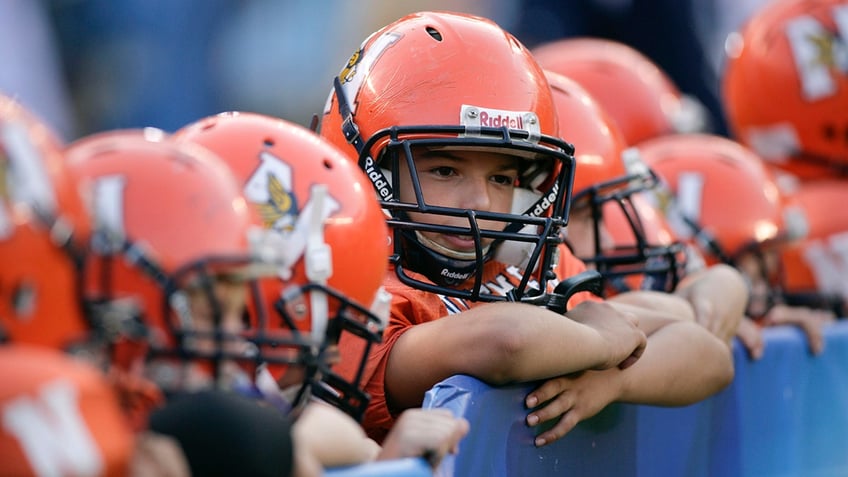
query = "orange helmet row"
(0, 94, 392, 419)
(0, 95, 92, 350)
(545, 70, 688, 295)
(172, 112, 389, 418)
(722, 0, 848, 180)
(533, 37, 711, 147)
(778, 179, 848, 314)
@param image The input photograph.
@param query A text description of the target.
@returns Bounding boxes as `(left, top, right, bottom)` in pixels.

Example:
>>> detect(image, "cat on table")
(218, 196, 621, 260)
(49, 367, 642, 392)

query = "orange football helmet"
(639, 133, 807, 316)
(172, 111, 390, 420)
(639, 133, 803, 262)
(533, 37, 711, 146)
(0, 344, 134, 477)
(546, 70, 687, 295)
(0, 95, 100, 351)
(722, 0, 848, 180)
(320, 11, 576, 303)
(64, 129, 291, 398)
(778, 179, 848, 314)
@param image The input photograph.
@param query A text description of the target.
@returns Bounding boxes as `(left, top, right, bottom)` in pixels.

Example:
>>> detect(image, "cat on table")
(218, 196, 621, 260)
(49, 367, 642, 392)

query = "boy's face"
(397, 148, 520, 257)
(186, 277, 249, 356)
(564, 203, 614, 263)
(147, 276, 255, 392)
(736, 248, 780, 317)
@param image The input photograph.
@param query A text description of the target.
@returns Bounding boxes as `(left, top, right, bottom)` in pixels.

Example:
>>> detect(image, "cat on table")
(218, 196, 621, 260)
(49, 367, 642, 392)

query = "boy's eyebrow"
(416, 150, 465, 162)
(417, 149, 522, 170)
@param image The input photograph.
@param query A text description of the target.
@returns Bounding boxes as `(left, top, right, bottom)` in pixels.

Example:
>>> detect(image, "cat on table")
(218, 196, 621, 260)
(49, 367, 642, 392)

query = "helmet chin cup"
(492, 224, 540, 270)
(400, 229, 482, 287)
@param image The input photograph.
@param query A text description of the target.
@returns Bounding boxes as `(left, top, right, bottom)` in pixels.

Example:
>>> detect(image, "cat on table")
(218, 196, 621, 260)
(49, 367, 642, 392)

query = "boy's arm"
(525, 317, 734, 446)
(385, 300, 647, 410)
(674, 263, 748, 346)
(606, 290, 696, 334)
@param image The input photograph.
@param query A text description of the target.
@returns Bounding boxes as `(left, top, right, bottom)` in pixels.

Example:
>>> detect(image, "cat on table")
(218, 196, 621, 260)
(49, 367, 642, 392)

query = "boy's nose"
(459, 177, 493, 210)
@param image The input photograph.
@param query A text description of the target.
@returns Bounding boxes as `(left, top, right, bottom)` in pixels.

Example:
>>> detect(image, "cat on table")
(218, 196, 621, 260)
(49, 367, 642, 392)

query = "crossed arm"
(385, 300, 648, 412)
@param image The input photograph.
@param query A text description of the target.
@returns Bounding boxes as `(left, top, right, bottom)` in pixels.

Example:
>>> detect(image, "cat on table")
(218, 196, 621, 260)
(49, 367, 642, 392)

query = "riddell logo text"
(529, 182, 559, 217)
(441, 269, 472, 280)
(363, 157, 392, 200)
(479, 111, 524, 129)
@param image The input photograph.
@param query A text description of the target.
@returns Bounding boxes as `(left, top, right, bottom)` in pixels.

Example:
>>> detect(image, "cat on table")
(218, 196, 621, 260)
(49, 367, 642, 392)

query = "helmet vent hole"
(426, 26, 443, 42)
(823, 124, 836, 142)
(323, 159, 333, 170)
(12, 281, 36, 318)
(263, 138, 275, 147)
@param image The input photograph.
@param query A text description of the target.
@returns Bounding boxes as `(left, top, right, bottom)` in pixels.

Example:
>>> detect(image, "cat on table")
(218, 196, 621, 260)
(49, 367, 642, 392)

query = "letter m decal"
(3, 379, 103, 477)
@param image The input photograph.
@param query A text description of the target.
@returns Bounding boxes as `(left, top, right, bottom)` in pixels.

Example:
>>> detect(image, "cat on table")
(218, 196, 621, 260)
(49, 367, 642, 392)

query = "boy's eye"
(430, 166, 456, 177)
(492, 174, 516, 186)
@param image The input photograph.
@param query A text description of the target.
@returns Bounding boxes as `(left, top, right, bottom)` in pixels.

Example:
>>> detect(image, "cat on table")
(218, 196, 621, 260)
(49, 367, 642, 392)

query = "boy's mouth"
(415, 231, 491, 260)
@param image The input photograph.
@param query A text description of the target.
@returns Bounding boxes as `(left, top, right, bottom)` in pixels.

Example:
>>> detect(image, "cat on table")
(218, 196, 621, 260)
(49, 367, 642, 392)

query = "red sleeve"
(338, 272, 447, 443)
(554, 243, 602, 308)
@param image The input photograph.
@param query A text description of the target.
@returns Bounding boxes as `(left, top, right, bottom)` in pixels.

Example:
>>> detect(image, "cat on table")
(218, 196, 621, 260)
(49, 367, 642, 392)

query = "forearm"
(389, 302, 621, 405)
(609, 291, 695, 334)
(454, 303, 619, 384)
(675, 264, 748, 345)
(616, 321, 734, 405)
(387, 300, 645, 409)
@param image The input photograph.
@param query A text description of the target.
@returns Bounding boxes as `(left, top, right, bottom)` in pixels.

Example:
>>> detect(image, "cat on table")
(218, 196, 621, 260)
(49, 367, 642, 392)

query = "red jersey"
(339, 244, 597, 442)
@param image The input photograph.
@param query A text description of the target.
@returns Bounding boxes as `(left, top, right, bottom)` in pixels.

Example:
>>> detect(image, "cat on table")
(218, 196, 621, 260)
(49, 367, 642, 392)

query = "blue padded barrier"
(325, 457, 433, 477)
(422, 321, 848, 477)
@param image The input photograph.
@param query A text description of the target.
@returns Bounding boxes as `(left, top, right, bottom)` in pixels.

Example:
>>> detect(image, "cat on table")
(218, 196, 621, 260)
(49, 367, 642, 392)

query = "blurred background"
(2, 0, 769, 142)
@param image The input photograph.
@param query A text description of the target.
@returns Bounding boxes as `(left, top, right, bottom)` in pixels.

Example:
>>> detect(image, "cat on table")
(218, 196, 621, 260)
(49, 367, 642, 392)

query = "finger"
(618, 338, 646, 370)
(736, 323, 764, 360)
(422, 418, 471, 469)
(801, 319, 826, 355)
(526, 392, 573, 427)
(534, 411, 580, 447)
(526, 377, 571, 408)
(449, 418, 470, 454)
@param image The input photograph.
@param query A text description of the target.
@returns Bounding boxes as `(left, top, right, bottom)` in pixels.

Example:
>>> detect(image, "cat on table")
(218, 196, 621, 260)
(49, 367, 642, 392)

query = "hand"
(524, 369, 621, 447)
(129, 432, 191, 477)
(762, 304, 836, 355)
(294, 401, 380, 468)
(378, 408, 470, 469)
(735, 317, 765, 360)
(567, 301, 647, 370)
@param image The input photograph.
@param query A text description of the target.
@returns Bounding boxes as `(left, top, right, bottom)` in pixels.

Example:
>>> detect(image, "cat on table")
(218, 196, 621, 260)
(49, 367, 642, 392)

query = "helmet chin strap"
(305, 185, 331, 348)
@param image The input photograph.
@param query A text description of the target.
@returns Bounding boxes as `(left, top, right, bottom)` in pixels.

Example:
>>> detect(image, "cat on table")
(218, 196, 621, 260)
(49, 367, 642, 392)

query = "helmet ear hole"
(426, 26, 443, 41)
(11, 281, 37, 318)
